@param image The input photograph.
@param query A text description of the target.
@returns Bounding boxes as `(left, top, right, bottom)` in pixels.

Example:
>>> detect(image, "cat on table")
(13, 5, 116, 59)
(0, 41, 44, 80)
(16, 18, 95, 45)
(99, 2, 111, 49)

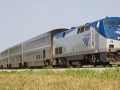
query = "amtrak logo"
(83, 34, 90, 46)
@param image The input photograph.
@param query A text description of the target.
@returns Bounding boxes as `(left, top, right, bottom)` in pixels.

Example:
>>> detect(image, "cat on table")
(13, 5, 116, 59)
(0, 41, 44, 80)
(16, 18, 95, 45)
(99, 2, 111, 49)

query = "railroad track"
(0, 66, 119, 72)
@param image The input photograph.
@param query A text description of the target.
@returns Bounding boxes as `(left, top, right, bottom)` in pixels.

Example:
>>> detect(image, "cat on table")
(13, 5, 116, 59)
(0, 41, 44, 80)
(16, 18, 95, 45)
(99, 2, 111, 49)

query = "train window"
(104, 21, 116, 26)
(59, 47, 62, 54)
(63, 32, 66, 38)
(43, 37, 45, 43)
(30, 42, 32, 46)
(28, 43, 30, 47)
(85, 26, 90, 31)
(42, 37, 45, 43)
(35, 40, 37, 45)
(36, 55, 40, 60)
(38, 39, 41, 44)
(118, 22, 120, 26)
(41, 55, 42, 59)
(55, 48, 58, 54)
(39, 38, 41, 43)
(39, 39, 41, 44)
(41, 38, 43, 43)
(30, 42, 32, 47)
(80, 27, 85, 33)
(39, 55, 40, 59)
(77, 28, 81, 34)
(36, 55, 38, 60)
(44, 37, 46, 42)
(26, 43, 28, 48)
(42, 38, 44, 43)
(36, 39, 38, 45)
(33, 41, 35, 46)
(47, 36, 50, 41)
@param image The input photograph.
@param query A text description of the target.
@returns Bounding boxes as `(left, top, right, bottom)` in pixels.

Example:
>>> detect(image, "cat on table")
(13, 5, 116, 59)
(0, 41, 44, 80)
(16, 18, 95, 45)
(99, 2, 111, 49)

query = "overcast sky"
(0, 0, 120, 51)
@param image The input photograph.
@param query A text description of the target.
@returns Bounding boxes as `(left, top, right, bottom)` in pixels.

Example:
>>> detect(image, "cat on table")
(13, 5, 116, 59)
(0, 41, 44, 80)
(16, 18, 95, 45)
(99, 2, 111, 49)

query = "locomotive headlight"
(118, 36, 120, 40)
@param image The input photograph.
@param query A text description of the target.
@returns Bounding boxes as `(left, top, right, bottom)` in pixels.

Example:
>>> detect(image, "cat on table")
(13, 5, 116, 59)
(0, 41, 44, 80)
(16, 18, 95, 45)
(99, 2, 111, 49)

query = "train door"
(95, 21, 100, 50)
(91, 22, 100, 51)
(90, 22, 100, 66)
(43, 50, 46, 58)
(91, 28, 95, 50)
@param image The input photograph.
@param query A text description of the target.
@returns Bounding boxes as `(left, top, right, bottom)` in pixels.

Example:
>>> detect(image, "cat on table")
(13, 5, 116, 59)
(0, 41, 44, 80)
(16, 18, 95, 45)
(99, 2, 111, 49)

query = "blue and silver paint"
(83, 34, 90, 46)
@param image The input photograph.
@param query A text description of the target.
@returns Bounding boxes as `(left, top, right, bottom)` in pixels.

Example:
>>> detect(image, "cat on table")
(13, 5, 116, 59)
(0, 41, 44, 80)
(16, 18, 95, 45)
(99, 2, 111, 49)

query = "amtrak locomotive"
(53, 17, 120, 67)
(0, 17, 120, 69)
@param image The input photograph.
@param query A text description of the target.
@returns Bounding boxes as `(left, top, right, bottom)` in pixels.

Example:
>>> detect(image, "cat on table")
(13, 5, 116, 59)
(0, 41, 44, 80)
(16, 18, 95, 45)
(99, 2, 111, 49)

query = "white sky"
(0, 0, 120, 51)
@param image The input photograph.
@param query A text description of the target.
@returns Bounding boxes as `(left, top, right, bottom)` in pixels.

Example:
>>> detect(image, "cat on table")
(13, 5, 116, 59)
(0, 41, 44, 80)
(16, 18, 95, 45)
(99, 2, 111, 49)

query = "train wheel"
(19, 63, 22, 69)
(108, 63, 112, 67)
(102, 62, 106, 67)
(24, 62, 28, 69)
(44, 60, 51, 67)
(7, 64, 9, 69)
(93, 63, 97, 68)
(118, 65, 120, 67)
(93, 59, 97, 68)
(9, 64, 12, 69)
(60, 59, 67, 68)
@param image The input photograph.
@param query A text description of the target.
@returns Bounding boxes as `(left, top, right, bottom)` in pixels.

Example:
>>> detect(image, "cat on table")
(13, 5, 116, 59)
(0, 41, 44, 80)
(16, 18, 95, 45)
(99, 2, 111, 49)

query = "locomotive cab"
(103, 17, 120, 65)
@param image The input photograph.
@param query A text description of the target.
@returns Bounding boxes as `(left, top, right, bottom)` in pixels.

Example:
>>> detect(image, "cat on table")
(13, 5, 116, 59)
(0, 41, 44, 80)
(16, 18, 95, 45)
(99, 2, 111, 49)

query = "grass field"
(0, 68, 120, 90)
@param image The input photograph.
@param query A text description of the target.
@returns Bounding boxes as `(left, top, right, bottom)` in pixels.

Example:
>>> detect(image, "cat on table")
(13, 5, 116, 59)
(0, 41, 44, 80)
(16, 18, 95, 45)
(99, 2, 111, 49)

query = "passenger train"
(0, 17, 120, 69)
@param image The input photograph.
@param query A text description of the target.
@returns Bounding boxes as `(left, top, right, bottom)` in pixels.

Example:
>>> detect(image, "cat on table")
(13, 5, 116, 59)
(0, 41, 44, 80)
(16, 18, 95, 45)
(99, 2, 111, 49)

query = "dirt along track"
(0, 65, 119, 72)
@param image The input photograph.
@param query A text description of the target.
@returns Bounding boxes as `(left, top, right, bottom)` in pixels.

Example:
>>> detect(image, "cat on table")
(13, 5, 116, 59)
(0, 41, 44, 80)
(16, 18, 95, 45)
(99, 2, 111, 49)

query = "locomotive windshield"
(104, 21, 116, 26)
(103, 19, 120, 40)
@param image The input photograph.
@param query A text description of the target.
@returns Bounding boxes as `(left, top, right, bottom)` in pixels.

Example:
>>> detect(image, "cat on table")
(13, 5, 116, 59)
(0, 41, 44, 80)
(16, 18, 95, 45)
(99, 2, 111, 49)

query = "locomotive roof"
(53, 17, 120, 40)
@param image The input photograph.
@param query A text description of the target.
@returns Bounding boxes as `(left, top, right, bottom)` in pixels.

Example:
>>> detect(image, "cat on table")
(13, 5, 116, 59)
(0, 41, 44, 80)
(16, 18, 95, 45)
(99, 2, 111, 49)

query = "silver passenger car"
(9, 44, 22, 68)
(0, 49, 9, 68)
(22, 29, 67, 68)
(0, 28, 67, 69)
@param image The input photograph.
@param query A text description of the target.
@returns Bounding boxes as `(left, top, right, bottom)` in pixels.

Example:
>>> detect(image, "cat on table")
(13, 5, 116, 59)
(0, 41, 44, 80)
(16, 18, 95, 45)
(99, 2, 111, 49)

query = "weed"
(0, 68, 120, 90)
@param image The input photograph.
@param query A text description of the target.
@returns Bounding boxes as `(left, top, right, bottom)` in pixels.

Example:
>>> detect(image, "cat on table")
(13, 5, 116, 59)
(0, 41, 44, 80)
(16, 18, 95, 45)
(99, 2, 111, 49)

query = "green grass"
(0, 68, 120, 90)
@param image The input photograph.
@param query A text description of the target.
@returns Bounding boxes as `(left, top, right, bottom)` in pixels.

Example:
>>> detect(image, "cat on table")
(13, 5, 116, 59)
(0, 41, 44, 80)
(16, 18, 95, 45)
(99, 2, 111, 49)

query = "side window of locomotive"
(104, 21, 116, 27)
(55, 48, 58, 54)
(85, 26, 90, 31)
(59, 47, 62, 54)
(80, 27, 85, 33)
(63, 32, 66, 38)
(118, 22, 120, 26)
(77, 28, 81, 34)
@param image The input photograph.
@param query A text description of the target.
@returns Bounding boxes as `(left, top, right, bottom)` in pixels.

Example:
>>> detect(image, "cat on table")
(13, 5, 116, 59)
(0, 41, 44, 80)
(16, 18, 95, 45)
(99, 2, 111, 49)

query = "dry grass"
(0, 68, 120, 90)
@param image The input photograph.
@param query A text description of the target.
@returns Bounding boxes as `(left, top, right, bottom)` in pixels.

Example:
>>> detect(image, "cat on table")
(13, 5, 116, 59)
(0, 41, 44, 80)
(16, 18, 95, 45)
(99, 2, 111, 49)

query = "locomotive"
(0, 17, 120, 69)
(53, 17, 120, 67)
